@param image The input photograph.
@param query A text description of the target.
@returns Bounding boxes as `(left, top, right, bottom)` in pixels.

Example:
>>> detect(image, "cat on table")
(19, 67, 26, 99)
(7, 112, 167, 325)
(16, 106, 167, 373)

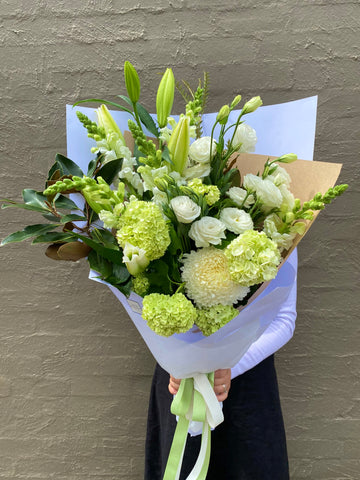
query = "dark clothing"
(144, 355, 289, 480)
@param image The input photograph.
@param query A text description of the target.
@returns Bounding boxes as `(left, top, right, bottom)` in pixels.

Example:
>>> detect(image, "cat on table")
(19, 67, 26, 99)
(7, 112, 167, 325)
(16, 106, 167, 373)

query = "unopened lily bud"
(124, 61, 141, 103)
(242, 96, 263, 114)
(277, 153, 297, 164)
(216, 105, 230, 125)
(96, 105, 125, 145)
(231, 95, 242, 109)
(167, 115, 190, 174)
(156, 68, 175, 128)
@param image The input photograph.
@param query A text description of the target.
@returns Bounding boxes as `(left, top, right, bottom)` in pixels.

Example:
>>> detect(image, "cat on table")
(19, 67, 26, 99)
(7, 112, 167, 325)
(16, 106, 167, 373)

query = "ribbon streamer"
(163, 373, 223, 480)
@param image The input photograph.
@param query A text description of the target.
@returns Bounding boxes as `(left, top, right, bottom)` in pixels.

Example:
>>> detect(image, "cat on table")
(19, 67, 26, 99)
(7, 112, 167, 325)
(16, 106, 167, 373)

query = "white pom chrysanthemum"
(181, 247, 249, 308)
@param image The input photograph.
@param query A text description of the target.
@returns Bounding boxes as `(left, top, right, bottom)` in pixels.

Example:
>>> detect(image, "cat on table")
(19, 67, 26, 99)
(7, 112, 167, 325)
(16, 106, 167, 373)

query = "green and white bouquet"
(1, 62, 348, 479)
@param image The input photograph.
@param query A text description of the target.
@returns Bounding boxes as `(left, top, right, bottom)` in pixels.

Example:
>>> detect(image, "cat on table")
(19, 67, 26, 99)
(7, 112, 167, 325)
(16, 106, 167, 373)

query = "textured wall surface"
(0, 1, 359, 479)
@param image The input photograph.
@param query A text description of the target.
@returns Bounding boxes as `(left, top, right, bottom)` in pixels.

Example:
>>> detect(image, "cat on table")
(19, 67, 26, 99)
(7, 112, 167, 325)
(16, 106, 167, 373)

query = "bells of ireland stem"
(156, 68, 175, 128)
(167, 115, 190, 175)
(96, 105, 126, 146)
(242, 96, 263, 114)
(124, 61, 140, 103)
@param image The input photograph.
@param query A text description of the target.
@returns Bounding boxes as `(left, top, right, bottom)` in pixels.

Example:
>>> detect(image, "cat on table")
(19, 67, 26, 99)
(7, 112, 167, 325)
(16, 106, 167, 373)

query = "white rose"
(189, 216, 226, 247)
(233, 123, 257, 153)
(170, 196, 201, 224)
(227, 186, 255, 208)
(220, 208, 254, 234)
(189, 136, 217, 163)
(122, 243, 150, 276)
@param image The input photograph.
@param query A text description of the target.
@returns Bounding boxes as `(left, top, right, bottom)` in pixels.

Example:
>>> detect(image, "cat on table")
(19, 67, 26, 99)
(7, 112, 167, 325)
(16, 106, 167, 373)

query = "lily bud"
(242, 96, 263, 114)
(230, 95, 242, 109)
(156, 68, 175, 128)
(124, 61, 140, 103)
(216, 105, 230, 125)
(96, 105, 125, 145)
(277, 153, 297, 164)
(167, 115, 190, 175)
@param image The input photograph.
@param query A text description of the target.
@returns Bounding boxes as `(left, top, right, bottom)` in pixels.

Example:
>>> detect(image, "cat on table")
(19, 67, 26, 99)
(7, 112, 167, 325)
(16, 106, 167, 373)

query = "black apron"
(144, 355, 289, 480)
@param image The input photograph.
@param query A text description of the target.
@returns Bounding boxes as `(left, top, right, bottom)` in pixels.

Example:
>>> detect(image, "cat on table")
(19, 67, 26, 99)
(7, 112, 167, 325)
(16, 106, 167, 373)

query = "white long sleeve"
(231, 249, 298, 379)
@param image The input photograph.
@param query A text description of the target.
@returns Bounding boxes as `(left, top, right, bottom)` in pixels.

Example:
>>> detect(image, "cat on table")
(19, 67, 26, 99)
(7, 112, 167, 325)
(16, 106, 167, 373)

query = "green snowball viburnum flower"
(132, 274, 150, 297)
(196, 304, 239, 337)
(142, 293, 197, 337)
(116, 199, 170, 261)
(224, 230, 281, 287)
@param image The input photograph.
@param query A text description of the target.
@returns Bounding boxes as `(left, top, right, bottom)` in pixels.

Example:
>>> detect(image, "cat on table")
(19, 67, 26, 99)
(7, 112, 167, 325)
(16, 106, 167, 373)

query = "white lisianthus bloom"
(267, 165, 291, 187)
(243, 174, 283, 210)
(220, 208, 254, 235)
(122, 243, 150, 276)
(170, 196, 201, 224)
(279, 184, 295, 211)
(189, 136, 217, 163)
(189, 216, 226, 247)
(233, 124, 257, 153)
(183, 162, 211, 180)
(227, 186, 255, 208)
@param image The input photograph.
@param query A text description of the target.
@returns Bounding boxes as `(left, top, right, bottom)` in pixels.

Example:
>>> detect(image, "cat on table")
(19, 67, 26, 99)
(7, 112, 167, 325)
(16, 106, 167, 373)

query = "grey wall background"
(0, 1, 359, 479)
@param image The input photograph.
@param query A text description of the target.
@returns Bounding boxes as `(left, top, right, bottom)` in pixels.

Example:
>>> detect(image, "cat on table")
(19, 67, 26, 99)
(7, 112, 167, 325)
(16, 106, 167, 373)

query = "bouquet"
(1, 61, 348, 479)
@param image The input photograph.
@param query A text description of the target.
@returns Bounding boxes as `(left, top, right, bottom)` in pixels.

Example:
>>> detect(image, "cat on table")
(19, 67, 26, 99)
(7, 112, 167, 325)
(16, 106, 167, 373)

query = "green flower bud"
(124, 61, 140, 103)
(242, 96, 263, 114)
(154, 177, 169, 192)
(285, 212, 295, 223)
(216, 105, 230, 125)
(230, 95, 242, 109)
(156, 68, 175, 128)
(167, 115, 190, 175)
(277, 153, 297, 164)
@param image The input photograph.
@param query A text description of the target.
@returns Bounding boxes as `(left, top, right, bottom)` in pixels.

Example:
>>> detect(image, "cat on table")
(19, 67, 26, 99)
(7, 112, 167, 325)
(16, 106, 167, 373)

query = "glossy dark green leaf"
(22, 189, 50, 210)
(1, 224, 60, 246)
(95, 158, 123, 185)
(111, 263, 130, 284)
(72, 232, 124, 265)
(1, 201, 50, 213)
(137, 103, 159, 137)
(54, 194, 80, 210)
(73, 99, 133, 115)
(60, 214, 87, 223)
(113, 278, 132, 296)
(54, 153, 84, 177)
(87, 250, 113, 278)
(147, 259, 171, 295)
(87, 159, 97, 177)
(32, 232, 75, 244)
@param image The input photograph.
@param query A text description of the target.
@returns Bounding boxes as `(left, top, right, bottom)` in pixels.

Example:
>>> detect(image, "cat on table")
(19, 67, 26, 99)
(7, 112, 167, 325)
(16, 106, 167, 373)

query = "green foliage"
(1, 224, 60, 246)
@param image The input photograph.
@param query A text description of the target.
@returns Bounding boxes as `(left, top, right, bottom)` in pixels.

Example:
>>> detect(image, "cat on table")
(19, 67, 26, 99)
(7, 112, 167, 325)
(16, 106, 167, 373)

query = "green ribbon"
(163, 373, 214, 480)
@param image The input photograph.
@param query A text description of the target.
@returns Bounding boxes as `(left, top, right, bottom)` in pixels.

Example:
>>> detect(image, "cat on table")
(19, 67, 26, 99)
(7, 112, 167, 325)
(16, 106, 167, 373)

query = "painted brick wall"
(0, 1, 358, 478)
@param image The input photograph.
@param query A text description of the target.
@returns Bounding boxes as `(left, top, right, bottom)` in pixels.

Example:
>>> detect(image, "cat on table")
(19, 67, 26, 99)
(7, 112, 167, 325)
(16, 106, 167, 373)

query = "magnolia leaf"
(72, 232, 124, 264)
(45, 243, 64, 260)
(54, 153, 84, 177)
(57, 241, 92, 261)
(22, 189, 51, 210)
(87, 250, 113, 278)
(1, 224, 60, 246)
(60, 214, 87, 223)
(95, 158, 123, 185)
(54, 195, 81, 211)
(87, 159, 97, 177)
(32, 232, 75, 244)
